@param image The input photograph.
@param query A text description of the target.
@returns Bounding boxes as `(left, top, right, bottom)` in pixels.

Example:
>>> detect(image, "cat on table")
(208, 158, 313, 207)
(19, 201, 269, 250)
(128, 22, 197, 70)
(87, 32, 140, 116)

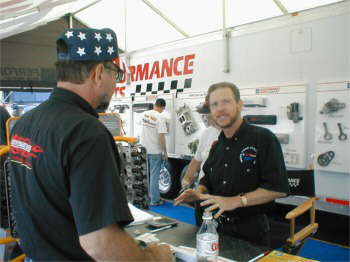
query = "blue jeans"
(148, 154, 162, 204)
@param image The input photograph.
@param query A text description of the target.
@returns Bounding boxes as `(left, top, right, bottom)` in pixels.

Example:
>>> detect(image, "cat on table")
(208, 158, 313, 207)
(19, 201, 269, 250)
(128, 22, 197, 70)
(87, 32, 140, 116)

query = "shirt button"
(234, 137, 238, 141)
(224, 163, 228, 167)
(223, 181, 227, 184)
(247, 168, 251, 172)
(226, 146, 230, 150)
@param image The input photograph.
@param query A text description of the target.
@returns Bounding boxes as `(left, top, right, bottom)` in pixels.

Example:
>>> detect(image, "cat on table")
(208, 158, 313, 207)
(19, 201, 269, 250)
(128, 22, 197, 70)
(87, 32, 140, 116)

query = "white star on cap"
(94, 46, 102, 56)
(77, 32, 86, 40)
(106, 33, 113, 42)
(107, 46, 115, 55)
(94, 33, 102, 42)
(65, 31, 73, 39)
(77, 47, 86, 56)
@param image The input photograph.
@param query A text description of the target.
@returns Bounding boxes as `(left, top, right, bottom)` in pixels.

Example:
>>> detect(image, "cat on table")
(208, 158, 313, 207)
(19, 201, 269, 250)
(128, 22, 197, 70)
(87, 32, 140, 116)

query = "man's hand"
(174, 189, 201, 205)
(144, 243, 173, 261)
(163, 152, 168, 161)
(199, 194, 241, 219)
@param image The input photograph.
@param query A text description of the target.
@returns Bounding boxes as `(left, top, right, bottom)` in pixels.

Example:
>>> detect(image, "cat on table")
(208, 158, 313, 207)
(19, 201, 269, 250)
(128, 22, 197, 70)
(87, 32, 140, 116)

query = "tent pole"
(223, 0, 230, 73)
(69, 14, 73, 28)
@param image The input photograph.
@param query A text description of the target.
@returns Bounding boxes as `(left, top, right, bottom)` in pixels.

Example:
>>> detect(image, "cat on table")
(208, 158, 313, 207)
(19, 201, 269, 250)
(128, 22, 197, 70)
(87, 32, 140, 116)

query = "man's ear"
(89, 64, 104, 86)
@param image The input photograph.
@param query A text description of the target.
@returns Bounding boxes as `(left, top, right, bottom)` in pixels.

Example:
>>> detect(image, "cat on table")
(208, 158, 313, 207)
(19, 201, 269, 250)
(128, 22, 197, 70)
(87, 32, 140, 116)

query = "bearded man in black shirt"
(175, 82, 289, 247)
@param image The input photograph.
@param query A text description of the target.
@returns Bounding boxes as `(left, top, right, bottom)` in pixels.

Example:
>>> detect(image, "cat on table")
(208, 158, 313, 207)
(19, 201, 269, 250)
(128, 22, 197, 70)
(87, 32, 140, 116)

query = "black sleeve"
(68, 134, 133, 236)
(258, 130, 290, 195)
(199, 159, 212, 192)
(199, 142, 219, 192)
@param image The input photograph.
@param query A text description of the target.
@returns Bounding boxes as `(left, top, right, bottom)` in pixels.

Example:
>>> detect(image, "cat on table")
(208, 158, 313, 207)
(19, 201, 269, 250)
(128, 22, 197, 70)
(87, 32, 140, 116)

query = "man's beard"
(96, 101, 110, 113)
(96, 92, 112, 113)
(215, 112, 239, 129)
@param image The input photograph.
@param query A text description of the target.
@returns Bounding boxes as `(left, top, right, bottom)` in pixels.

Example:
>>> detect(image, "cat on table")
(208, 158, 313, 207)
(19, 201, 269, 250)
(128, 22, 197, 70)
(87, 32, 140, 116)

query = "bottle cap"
(202, 211, 213, 219)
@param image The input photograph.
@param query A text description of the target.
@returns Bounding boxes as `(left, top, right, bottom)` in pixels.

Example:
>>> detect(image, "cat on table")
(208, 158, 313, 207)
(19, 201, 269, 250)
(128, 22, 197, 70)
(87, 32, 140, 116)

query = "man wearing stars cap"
(8, 28, 172, 261)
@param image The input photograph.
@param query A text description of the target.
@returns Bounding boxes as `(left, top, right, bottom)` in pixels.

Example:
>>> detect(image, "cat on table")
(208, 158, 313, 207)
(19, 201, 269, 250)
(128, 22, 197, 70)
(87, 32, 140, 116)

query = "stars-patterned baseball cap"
(57, 28, 119, 61)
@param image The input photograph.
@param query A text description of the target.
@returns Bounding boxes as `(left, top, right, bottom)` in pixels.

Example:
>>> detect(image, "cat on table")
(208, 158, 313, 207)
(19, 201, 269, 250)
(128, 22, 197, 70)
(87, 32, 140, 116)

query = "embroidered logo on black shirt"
(10, 134, 44, 169)
(239, 146, 257, 164)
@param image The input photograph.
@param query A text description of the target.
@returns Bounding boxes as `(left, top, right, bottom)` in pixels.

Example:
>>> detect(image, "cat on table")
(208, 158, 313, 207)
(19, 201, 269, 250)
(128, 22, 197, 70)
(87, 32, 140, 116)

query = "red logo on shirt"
(9, 134, 44, 169)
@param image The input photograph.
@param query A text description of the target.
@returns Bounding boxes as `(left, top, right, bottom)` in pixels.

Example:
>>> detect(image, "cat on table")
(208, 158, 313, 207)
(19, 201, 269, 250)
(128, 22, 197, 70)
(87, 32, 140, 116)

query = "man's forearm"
(242, 188, 286, 207)
(80, 224, 158, 261)
(182, 159, 201, 185)
(159, 133, 167, 153)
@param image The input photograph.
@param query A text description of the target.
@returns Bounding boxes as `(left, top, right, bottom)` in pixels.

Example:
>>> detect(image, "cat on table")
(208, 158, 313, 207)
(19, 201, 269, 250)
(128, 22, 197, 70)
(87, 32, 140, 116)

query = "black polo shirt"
(201, 120, 289, 218)
(9, 87, 133, 260)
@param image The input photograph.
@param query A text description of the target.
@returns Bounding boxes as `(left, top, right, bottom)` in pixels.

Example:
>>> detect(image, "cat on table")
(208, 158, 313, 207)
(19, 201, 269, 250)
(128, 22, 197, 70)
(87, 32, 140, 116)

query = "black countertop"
(126, 215, 267, 262)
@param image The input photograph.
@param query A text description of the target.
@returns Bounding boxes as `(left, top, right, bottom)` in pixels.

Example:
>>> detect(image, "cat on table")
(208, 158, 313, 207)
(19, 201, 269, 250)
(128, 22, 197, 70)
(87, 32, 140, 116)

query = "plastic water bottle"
(196, 211, 219, 262)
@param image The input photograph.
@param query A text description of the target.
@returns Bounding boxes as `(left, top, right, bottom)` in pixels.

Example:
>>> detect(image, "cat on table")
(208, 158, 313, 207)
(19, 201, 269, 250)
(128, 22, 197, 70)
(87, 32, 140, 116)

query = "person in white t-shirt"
(140, 98, 168, 206)
(182, 126, 220, 188)
(181, 96, 220, 189)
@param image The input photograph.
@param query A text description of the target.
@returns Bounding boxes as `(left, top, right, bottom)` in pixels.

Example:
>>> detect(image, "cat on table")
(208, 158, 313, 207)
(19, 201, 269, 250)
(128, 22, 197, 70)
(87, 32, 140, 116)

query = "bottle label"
(197, 236, 219, 257)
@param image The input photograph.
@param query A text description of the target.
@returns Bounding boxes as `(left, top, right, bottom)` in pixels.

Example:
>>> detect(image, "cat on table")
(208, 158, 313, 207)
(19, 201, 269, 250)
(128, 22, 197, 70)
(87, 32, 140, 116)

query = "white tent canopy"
(0, 0, 99, 40)
(0, 0, 344, 52)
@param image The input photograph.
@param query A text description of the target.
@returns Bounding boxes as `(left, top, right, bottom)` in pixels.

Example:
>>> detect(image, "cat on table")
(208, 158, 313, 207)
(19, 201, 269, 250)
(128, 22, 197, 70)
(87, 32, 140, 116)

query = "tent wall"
(117, 2, 350, 201)
(0, 16, 88, 89)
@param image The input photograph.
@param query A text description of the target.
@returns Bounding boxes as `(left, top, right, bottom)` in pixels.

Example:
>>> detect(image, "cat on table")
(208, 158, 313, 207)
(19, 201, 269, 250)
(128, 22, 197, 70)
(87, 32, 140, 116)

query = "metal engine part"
(320, 98, 346, 114)
(110, 104, 130, 114)
(322, 122, 333, 141)
(337, 123, 347, 141)
(176, 104, 198, 136)
(317, 151, 335, 167)
(117, 143, 149, 209)
(287, 102, 303, 123)
(188, 139, 199, 154)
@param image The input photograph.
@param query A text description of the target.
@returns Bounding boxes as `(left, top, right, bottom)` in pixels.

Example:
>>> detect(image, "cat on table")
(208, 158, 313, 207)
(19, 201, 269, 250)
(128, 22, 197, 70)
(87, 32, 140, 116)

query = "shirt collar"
(50, 87, 98, 118)
(218, 119, 248, 143)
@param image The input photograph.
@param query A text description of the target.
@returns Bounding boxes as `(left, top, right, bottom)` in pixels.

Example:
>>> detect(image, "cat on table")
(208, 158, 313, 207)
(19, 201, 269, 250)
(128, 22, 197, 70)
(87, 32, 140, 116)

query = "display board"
(108, 97, 133, 136)
(315, 81, 349, 174)
(174, 92, 208, 157)
(240, 85, 307, 169)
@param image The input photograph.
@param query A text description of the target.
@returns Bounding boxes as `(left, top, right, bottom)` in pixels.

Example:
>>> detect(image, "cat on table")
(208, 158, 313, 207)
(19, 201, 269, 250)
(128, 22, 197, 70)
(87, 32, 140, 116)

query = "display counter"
(126, 212, 267, 262)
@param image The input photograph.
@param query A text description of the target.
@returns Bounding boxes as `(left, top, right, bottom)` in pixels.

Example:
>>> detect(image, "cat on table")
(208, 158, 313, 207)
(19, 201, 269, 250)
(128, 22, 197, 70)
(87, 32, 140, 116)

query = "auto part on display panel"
(337, 123, 347, 141)
(317, 151, 335, 167)
(242, 97, 267, 108)
(287, 102, 303, 123)
(322, 122, 333, 141)
(176, 104, 198, 136)
(110, 104, 130, 114)
(275, 133, 290, 144)
(320, 98, 346, 114)
(188, 139, 199, 154)
(117, 143, 149, 209)
(243, 115, 277, 125)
